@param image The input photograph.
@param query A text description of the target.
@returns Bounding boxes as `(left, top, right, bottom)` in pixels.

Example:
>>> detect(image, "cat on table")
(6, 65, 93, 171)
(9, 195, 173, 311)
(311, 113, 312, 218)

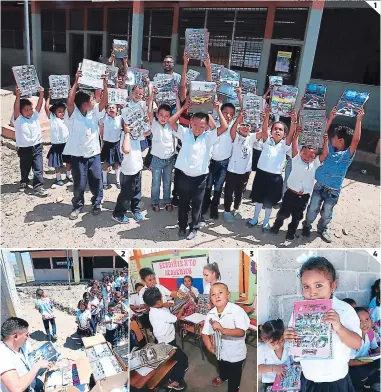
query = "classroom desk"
(130, 349, 177, 390)
(178, 317, 205, 360)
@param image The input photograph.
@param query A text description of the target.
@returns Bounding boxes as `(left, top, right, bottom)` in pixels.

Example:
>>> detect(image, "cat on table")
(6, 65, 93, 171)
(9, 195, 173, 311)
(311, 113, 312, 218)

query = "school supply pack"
(121, 104, 150, 140)
(303, 83, 327, 110)
(211, 63, 224, 82)
(107, 88, 129, 105)
(130, 342, 175, 370)
(241, 78, 258, 95)
(189, 81, 216, 114)
(269, 76, 283, 88)
(186, 69, 200, 84)
(28, 342, 61, 376)
(125, 67, 149, 87)
(153, 73, 177, 106)
(270, 85, 298, 117)
(185, 28, 209, 61)
(209, 319, 222, 360)
(272, 364, 302, 391)
(12, 65, 41, 96)
(112, 39, 128, 59)
(243, 94, 265, 131)
(79, 60, 107, 90)
(45, 364, 84, 392)
(106, 66, 119, 87)
(49, 75, 70, 99)
(299, 109, 327, 148)
(218, 68, 240, 99)
(290, 299, 332, 359)
(336, 89, 369, 117)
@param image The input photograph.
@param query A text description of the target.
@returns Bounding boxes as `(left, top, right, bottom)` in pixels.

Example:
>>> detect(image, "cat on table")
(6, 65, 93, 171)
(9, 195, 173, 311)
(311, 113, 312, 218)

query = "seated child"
(369, 279, 380, 309)
(45, 91, 72, 185)
(258, 319, 292, 391)
(270, 128, 329, 240)
(342, 298, 357, 308)
(302, 108, 365, 243)
(179, 275, 199, 302)
(13, 87, 48, 196)
(143, 287, 189, 391)
(349, 307, 380, 390)
(35, 288, 57, 341)
(130, 283, 147, 317)
(104, 303, 119, 348)
(202, 282, 250, 392)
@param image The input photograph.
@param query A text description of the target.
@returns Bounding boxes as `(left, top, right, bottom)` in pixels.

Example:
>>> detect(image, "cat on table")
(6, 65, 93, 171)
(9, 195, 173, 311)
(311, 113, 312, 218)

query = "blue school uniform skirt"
(250, 168, 283, 207)
(101, 140, 123, 166)
(47, 143, 71, 168)
(300, 373, 355, 392)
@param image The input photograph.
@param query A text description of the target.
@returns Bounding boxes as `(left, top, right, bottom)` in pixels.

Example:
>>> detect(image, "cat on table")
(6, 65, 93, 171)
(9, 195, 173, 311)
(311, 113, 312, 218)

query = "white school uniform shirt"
(151, 118, 176, 160)
(211, 122, 234, 161)
(101, 114, 123, 143)
(149, 307, 177, 343)
(50, 114, 69, 144)
(14, 110, 42, 147)
(120, 136, 143, 176)
(104, 313, 118, 331)
(257, 138, 291, 175)
(0, 341, 35, 392)
(351, 332, 378, 359)
(174, 125, 219, 177)
(89, 296, 100, 315)
(286, 154, 321, 195)
(202, 302, 250, 362)
(258, 341, 292, 383)
(139, 283, 172, 306)
(227, 133, 257, 174)
(252, 132, 263, 151)
(203, 280, 223, 295)
(288, 296, 362, 383)
(63, 104, 104, 158)
(129, 293, 143, 316)
(179, 283, 200, 298)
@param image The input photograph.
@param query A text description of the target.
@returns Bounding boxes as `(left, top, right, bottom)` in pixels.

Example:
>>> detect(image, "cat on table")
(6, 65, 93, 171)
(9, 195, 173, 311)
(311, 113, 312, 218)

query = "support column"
(72, 249, 80, 283)
(295, 0, 324, 109)
(170, 4, 179, 60)
(257, 4, 275, 94)
(15, 252, 27, 283)
(131, 0, 144, 67)
(31, 0, 42, 82)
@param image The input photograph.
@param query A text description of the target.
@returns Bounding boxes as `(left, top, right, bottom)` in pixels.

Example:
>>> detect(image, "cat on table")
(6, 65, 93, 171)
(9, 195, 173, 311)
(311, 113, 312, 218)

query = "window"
(312, 8, 380, 85)
(32, 258, 51, 269)
(52, 257, 68, 269)
(70, 9, 84, 30)
(143, 8, 173, 62)
(178, 8, 267, 71)
(93, 256, 113, 268)
(1, 8, 24, 49)
(272, 8, 309, 41)
(107, 8, 132, 58)
(115, 256, 128, 268)
(41, 9, 66, 52)
(88, 8, 103, 31)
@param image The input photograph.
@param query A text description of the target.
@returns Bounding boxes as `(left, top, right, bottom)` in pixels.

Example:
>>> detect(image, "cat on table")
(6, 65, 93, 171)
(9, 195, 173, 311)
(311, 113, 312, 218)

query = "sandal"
(152, 204, 160, 212)
(212, 377, 225, 387)
(165, 204, 173, 212)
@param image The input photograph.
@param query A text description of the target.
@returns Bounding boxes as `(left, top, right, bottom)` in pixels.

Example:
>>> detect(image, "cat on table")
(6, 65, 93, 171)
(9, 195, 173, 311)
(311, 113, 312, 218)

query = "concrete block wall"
(258, 249, 380, 325)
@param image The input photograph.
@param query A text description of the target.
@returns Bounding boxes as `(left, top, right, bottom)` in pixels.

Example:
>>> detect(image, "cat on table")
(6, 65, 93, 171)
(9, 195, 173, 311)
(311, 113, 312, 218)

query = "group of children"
(12, 47, 365, 242)
(258, 258, 380, 392)
(129, 262, 251, 392)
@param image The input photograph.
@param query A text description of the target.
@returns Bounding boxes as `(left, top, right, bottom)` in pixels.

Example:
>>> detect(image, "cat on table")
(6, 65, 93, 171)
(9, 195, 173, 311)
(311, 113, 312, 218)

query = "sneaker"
(152, 204, 160, 212)
(167, 381, 185, 391)
(18, 182, 27, 192)
(103, 184, 112, 190)
(69, 209, 81, 220)
(116, 183, 121, 189)
(34, 187, 48, 197)
(210, 207, 219, 220)
(56, 180, 65, 186)
(224, 211, 234, 223)
(47, 334, 51, 341)
(286, 230, 295, 240)
(262, 223, 270, 231)
(171, 197, 179, 207)
(302, 226, 311, 237)
(92, 206, 101, 216)
(318, 229, 332, 243)
(270, 226, 280, 235)
(165, 204, 174, 212)
(132, 211, 143, 222)
(178, 229, 186, 238)
(212, 377, 226, 387)
(52, 334, 57, 340)
(187, 230, 198, 240)
(112, 215, 129, 224)
(247, 218, 258, 227)
(233, 210, 242, 220)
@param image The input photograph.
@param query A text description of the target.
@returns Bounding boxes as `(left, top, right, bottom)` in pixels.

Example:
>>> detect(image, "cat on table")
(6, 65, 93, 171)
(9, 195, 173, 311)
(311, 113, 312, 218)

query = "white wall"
(33, 269, 68, 281)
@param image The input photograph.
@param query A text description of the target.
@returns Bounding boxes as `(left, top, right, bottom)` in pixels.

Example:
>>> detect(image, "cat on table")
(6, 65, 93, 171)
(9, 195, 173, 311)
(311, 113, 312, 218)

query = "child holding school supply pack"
(45, 90, 72, 185)
(13, 87, 48, 197)
(284, 256, 362, 392)
(35, 289, 57, 341)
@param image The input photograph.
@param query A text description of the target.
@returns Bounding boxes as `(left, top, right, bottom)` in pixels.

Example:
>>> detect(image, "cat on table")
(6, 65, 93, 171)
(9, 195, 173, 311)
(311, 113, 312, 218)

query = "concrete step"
(2, 124, 51, 144)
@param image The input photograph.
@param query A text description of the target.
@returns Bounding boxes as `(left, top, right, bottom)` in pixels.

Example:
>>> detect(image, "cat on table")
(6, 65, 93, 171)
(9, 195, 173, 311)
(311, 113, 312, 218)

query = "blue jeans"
(282, 155, 292, 197)
(303, 181, 341, 232)
(151, 155, 175, 205)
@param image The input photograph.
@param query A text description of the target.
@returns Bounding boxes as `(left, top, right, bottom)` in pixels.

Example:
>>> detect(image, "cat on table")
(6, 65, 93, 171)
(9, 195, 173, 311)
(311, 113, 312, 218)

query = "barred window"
(93, 256, 113, 268)
(52, 257, 68, 269)
(178, 8, 267, 71)
(1, 8, 24, 49)
(272, 8, 309, 41)
(41, 9, 66, 52)
(32, 258, 51, 269)
(107, 8, 132, 59)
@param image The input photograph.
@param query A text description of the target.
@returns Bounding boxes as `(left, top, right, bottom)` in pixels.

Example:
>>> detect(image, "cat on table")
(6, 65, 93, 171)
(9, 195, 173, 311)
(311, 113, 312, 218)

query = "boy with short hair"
(168, 99, 228, 240)
(302, 107, 365, 243)
(143, 287, 189, 391)
(64, 69, 108, 220)
(13, 87, 48, 197)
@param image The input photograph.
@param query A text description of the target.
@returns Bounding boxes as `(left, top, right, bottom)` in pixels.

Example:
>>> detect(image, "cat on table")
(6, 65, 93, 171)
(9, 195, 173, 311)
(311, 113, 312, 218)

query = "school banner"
(152, 255, 208, 294)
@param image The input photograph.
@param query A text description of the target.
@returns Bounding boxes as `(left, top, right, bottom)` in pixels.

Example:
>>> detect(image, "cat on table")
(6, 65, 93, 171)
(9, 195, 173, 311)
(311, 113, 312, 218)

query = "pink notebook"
(272, 365, 302, 391)
(290, 299, 332, 358)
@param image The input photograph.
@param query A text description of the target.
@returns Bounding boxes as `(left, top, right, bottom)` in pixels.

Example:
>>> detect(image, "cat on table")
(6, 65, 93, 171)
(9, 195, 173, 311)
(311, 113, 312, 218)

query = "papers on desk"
(135, 367, 155, 376)
(183, 313, 206, 324)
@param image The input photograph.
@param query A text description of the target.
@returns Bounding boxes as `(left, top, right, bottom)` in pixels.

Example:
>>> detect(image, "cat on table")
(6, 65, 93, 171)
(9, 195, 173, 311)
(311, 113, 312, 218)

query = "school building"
(25, 249, 128, 282)
(1, 1, 380, 138)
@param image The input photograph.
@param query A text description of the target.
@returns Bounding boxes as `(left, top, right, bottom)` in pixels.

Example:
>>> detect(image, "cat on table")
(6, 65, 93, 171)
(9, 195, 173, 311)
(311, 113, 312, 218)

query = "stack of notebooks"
(183, 293, 210, 324)
(130, 343, 175, 373)
(45, 364, 89, 392)
(272, 365, 302, 391)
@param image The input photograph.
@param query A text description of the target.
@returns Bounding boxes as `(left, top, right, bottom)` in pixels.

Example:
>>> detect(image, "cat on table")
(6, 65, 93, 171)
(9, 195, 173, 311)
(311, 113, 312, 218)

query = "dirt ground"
(1, 93, 380, 249)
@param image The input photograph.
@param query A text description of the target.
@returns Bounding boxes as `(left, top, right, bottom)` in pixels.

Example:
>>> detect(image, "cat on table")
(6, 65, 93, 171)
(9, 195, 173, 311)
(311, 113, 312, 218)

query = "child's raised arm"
(35, 87, 45, 113)
(235, 86, 243, 110)
(204, 53, 212, 82)
(121, 126, 131, 154)
(45, 89, 51, 119)
(292, 125, 301, 158)
(168, 98, 190, 132)
(326, 105, 337, 133)
(213, 101, 228, 136)
(67, 69, 81, 116)
(349, 108, 364, 157)
(109, 50, 116, 66)
(262, 106, 271, 142)
(180, 50, 189, 102)
(319, 133, 329, 163)
(146, 86, 156, 124)
(13, 88, 21, 120)
(286, 110, 298, 146)
(99, 74, 108, 112)
(230, 110, 244, 141)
